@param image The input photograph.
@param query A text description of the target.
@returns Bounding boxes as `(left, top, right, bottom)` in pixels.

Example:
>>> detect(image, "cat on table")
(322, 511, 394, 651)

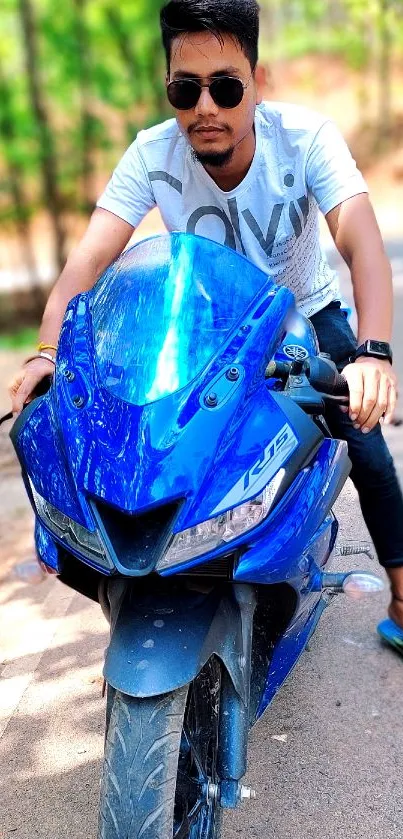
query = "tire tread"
(99, 661, 223, 839)
(98, 687, 187, 839)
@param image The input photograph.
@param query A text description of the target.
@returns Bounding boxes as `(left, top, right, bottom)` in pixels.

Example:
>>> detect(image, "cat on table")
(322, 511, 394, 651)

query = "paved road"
(1, 237, 403, 838)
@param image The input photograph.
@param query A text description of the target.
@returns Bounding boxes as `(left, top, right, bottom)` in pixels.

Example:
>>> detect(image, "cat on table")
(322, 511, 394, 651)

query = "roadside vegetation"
(0, 0, 402, 332)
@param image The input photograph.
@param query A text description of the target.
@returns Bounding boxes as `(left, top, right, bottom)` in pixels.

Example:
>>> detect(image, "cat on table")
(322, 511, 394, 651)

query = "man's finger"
(12, 391, 30, 415)
(361, 377, 390, 432)
(384, 382, 397, 425)
(356, 369, 381, 427)
(11, 375, 38, 414)
(7, 373, 24, 397)
(343, 365, 364, 420)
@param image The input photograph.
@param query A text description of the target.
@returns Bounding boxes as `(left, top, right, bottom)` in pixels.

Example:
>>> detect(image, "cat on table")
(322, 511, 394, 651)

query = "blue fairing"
(10, 232, 350, 719)
(14, 234, 298, 538)
(92, 234, 274, 405)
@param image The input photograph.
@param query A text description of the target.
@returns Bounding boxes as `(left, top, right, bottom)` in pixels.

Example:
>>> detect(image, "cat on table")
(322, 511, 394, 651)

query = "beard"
(191, 145, 235, 168)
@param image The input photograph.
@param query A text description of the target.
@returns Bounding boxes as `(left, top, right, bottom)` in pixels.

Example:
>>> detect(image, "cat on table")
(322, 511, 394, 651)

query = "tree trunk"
(17, 0, 67, 274)
(377, 0, 393, 148)
(0, 61, 45, 318)
(73, 0, 93, 213)
(105, 7, 143, 96)
(105, 6, 148, 142)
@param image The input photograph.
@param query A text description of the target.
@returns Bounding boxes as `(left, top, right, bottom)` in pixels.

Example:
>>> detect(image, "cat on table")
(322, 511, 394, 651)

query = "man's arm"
(9, 208, 134, 413)
(326, 193, 397, 431)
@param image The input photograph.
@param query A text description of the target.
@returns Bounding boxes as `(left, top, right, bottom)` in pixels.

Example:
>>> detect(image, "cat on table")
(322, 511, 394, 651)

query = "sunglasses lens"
(167, 77, 245, 110)
(167, 80, 200, 110)
(210, 77, 244, 108)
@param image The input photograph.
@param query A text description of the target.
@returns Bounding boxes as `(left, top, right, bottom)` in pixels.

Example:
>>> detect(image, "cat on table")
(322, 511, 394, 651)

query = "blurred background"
(1, 9, 403, 830)
(0, 0, 402, 340)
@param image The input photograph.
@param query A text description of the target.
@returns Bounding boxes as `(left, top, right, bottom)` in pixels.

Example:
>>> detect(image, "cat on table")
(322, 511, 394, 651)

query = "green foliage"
(0, 0, 402, 238)
(0, 326, 38, 349)
(0, 0, 170, 229)
(260, 0, 402, 70)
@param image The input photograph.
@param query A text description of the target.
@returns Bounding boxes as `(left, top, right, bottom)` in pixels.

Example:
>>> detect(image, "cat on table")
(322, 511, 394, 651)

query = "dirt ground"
(0, 351, 36, 580)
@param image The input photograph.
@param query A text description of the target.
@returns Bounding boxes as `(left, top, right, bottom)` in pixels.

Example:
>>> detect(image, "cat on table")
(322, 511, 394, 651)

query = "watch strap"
(354, 340, 393, 365)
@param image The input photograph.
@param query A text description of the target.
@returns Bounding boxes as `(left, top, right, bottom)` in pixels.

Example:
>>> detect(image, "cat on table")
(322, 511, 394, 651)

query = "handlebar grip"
(331, 373, 349, 396)
(32, 374, 53, 398)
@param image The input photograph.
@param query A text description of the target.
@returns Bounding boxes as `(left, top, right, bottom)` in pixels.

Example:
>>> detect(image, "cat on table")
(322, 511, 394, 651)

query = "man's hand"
(8, 357, 55, 415)
(342, 357, 397, 432)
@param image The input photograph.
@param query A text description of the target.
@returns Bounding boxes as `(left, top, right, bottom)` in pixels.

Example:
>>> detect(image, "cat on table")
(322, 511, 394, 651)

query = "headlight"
(29, 480, 113, 570)
(157, 469, 285, 571)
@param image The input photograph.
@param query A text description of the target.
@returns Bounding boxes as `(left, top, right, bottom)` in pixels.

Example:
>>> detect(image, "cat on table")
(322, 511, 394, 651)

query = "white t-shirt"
(97, 102, 368, 317)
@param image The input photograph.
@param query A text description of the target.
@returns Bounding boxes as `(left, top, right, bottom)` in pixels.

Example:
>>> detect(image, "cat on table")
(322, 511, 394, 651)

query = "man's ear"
(254, 64, 268, 104)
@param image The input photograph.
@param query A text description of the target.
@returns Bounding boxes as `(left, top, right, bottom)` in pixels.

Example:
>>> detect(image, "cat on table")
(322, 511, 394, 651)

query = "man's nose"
(194, 86, 219, 117)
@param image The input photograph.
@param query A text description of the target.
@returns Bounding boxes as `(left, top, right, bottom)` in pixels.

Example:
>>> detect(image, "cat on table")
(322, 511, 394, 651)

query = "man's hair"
(160, 0, 260, 72)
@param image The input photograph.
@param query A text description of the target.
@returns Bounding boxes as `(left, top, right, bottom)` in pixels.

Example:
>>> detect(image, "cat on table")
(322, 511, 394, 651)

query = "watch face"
(368, 341, 390, 356)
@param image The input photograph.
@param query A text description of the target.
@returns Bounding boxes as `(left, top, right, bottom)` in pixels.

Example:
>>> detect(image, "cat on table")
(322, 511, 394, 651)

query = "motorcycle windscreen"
(91, 233, 273, 406)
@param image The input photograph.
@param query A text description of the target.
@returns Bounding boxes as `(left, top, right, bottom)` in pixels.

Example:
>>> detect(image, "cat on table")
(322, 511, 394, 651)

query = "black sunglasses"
(166, 76, 251, 110)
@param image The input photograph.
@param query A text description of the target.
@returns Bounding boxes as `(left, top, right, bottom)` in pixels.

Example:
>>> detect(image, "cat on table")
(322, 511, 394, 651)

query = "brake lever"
(0, 411, 13, 427)
(320, 393, 349, 405)
(266, 358, 351, 413)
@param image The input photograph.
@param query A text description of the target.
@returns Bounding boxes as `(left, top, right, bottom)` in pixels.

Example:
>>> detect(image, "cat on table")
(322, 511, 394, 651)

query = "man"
(8, 0, 403, 648)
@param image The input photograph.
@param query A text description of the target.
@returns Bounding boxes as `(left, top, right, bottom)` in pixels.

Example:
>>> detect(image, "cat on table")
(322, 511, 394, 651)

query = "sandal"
(377, 596, 403, 656)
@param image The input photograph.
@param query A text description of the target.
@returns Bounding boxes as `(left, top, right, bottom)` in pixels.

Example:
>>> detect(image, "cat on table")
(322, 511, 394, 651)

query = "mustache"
(188, 122, 231, 133)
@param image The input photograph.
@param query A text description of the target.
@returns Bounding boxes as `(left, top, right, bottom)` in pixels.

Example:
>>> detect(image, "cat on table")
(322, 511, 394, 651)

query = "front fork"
(214, 549, 384, 810)
(217, 584, 257, 809)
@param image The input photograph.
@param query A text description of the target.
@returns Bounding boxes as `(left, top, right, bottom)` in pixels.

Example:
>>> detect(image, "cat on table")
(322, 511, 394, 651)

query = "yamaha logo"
(283, 344, 309, 361)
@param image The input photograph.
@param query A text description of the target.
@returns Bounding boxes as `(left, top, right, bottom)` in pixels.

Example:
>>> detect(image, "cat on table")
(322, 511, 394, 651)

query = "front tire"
(98, 658, 222, 839)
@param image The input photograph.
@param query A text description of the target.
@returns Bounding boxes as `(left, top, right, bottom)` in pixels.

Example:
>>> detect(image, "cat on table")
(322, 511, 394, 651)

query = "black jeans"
(310, 302, 403, 569)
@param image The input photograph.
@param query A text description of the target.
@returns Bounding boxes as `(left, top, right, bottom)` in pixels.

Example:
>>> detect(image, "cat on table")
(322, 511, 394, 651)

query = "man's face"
(168, 32, 260, 167)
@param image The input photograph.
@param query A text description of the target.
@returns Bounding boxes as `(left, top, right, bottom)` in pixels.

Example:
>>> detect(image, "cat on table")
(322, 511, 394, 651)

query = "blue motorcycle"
(7, 233, 383, 838)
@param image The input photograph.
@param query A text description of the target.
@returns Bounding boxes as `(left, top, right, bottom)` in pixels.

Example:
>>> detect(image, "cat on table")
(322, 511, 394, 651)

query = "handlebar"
(265, 356, 349, 401)
(305, 356, 349, 398)
(0, 411, 13, 427)
(327, 371, 349, 397)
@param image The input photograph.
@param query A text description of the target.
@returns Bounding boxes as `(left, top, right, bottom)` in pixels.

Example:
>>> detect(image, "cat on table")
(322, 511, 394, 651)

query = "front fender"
(103, 579, 252, 701)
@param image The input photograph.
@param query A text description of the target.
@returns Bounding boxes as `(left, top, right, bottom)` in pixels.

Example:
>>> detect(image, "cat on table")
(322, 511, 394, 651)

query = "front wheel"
(98, 658, 223, 839)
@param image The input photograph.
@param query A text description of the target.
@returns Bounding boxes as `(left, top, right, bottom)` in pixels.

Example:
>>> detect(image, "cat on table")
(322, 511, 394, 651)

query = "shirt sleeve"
(306, 120, 368, 215)
(96, 140, 156, 228)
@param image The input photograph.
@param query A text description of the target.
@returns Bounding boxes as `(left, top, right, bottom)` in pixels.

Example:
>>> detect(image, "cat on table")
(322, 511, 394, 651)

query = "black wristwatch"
(354, 340, 393, 365)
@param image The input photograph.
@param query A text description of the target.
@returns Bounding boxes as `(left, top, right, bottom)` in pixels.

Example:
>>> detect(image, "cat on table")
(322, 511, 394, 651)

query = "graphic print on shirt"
(96, 103, 369, 316)
(149, 170, 310, 258)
